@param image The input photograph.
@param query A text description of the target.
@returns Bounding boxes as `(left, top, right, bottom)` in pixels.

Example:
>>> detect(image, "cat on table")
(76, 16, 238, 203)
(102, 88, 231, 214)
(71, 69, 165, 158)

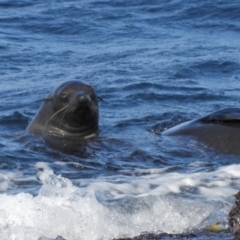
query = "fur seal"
(163, 108, 240, 154)
(27, 81, 99, 139)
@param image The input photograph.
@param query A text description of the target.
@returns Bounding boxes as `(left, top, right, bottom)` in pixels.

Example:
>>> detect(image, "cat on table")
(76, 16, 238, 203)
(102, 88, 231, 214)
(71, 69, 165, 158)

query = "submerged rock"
(114, 230, 231, 240)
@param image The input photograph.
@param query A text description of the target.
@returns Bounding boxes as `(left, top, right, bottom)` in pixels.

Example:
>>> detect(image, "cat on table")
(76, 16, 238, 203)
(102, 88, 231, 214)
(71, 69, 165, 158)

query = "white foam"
(0, 163, 239, 240)
(0, 171, 23, 192)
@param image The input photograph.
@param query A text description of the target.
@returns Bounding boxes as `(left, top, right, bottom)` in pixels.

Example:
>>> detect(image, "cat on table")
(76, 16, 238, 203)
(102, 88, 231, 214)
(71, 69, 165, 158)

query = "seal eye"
(60, 92, 68, 102)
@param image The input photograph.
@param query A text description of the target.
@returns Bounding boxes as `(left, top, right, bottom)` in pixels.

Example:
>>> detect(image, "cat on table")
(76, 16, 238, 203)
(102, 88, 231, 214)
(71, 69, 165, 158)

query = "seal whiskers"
(45, 105, 69, 127)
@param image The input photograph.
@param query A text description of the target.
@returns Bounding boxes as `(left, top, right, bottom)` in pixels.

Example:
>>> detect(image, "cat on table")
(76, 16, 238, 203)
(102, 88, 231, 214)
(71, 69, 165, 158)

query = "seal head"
(27, 81, 99, 139)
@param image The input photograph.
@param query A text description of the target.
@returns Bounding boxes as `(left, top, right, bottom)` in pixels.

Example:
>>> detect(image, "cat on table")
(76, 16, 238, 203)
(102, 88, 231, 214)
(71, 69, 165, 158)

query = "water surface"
(1, 1, 240, 239)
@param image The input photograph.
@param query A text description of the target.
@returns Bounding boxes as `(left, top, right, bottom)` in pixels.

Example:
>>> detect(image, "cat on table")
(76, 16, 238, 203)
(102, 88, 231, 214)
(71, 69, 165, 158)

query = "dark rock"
(38, 235, 66, 240)
(229, 191, 240, 239)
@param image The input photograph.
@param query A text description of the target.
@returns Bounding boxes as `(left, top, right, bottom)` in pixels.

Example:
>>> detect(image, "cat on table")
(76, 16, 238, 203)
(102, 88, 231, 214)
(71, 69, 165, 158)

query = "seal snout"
(78, 94, 90, 103)
(68, 91, 90, 107)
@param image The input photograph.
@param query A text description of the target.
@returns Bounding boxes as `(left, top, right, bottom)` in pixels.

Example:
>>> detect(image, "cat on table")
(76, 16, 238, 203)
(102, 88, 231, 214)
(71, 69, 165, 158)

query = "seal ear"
(97, 96, 104, 102)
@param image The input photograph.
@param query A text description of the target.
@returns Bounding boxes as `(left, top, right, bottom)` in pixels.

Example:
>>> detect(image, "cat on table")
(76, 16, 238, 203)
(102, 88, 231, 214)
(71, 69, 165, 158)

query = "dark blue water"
(1, 1, 240, 239)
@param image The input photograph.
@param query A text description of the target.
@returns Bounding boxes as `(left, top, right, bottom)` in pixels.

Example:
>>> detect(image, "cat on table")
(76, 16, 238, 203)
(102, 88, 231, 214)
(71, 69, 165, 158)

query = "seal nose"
(78, 94, 89, 103)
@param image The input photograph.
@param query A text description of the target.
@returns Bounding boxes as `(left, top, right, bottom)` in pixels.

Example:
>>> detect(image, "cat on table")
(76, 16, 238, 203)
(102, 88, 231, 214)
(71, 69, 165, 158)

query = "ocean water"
(1, 1, 240, 239)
